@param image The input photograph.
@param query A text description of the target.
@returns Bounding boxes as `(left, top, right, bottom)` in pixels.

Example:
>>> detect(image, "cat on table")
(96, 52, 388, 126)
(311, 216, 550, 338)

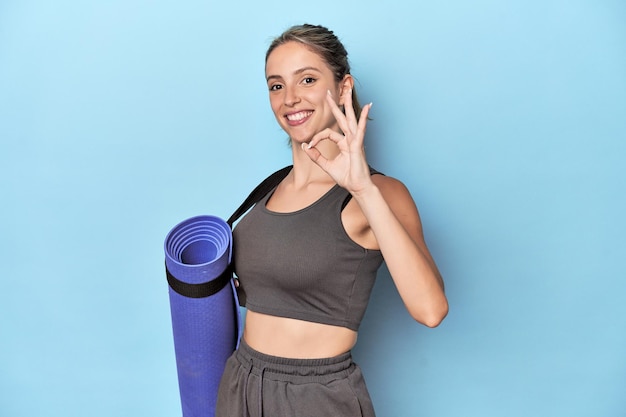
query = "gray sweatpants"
(216, 339, 376, 417)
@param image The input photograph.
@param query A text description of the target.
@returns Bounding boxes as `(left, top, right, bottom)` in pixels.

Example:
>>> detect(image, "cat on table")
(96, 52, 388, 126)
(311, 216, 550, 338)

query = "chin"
(286, 131, 314, 144)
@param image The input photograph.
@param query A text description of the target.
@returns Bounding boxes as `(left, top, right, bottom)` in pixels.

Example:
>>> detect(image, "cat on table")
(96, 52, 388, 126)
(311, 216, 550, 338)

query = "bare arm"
(354, 175, 448, 327)
(303, 88, 448, 327)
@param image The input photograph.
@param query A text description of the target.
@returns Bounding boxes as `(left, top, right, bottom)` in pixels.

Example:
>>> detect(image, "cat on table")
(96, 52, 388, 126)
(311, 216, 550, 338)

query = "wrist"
(351, 181, 380, 202)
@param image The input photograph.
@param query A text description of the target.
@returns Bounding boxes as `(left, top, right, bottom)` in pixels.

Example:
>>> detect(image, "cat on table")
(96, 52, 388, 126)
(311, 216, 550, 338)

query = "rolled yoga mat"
(164, 215, 241, 417)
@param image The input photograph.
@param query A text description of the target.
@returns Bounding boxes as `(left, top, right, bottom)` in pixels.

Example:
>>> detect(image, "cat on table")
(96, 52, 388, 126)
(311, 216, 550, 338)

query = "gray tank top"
(233, 179, 384, 331)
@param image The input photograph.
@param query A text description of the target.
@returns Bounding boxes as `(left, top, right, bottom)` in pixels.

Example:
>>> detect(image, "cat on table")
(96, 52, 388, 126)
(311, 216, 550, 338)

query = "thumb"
(301, 142, 329, 169)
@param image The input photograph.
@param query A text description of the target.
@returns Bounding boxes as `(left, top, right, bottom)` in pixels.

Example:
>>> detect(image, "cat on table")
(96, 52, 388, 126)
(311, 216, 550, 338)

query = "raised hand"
(302, 88, 374, 196)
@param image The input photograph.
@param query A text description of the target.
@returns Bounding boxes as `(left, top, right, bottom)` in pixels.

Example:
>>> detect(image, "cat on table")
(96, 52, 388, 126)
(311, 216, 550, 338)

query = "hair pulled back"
(266, 24, 364, 119)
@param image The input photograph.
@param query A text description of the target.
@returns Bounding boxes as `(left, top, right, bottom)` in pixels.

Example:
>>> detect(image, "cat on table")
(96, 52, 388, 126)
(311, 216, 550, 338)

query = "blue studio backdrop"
(1, 1, 624, 416)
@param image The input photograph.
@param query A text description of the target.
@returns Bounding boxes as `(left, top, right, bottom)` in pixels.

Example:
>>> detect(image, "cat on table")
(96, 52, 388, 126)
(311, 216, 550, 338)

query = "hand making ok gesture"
(302, 88, 374, 197)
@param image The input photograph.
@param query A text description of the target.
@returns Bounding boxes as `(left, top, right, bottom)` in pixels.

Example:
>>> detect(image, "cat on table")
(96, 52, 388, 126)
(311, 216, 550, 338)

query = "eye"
(302, 77, 316, 85)
(269, 84, 283, 91)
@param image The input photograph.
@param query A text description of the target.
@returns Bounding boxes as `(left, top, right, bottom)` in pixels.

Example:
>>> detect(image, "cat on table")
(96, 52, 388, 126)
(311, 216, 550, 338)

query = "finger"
(301, 141, 330, 169)
(355, 102, 372, 140)
(326, 91, 352, 135)
(308, 127, 345, 148)
(342, 87, 357, 128)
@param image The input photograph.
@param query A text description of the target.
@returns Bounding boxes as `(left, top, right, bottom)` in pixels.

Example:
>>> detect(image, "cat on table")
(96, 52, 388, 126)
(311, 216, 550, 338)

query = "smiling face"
(265, 41, 352, 144)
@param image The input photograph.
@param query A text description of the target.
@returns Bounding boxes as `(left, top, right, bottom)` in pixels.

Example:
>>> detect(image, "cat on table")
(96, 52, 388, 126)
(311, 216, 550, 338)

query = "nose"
(284, 87, 300, 107)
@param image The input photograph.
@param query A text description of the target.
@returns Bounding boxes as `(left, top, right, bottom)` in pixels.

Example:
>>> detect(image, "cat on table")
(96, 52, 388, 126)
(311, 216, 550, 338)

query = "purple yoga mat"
(164, 215, 241, 417)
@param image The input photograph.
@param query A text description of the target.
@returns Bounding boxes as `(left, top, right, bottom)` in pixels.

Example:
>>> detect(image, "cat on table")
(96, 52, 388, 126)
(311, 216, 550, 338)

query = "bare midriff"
(243, 310, 358, 359)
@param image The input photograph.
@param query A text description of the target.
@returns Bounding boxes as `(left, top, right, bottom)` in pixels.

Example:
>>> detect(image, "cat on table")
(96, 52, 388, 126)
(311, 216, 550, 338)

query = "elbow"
(422, 310, 447, 328)
(412, 299, 449, 328)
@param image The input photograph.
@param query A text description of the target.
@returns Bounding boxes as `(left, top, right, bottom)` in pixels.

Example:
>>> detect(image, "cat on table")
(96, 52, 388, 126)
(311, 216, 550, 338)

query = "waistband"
(235, 339, 354, 384)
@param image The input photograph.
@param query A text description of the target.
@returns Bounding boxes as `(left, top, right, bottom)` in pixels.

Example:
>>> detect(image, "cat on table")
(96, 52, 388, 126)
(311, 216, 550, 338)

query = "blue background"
(1, 1, 624, 416)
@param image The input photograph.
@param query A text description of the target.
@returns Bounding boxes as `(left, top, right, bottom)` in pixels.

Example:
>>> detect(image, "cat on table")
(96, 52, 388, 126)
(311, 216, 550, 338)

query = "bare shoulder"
(370, 173, 425, 237)
(372, 173, 407, 191)
(371, 174, 418, 211)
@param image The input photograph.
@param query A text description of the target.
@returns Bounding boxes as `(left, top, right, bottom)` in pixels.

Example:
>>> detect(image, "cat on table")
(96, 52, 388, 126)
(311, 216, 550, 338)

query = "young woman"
(216, 24, 448, 417)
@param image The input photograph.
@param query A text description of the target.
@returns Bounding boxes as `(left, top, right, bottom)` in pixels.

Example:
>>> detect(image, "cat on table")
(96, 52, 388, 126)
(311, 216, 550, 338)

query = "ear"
(338, 75, 355, 106)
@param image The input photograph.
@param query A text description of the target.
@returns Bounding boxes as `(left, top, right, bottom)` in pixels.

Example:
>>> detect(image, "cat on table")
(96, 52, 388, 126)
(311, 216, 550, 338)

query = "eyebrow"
(266, 66, 322, 82)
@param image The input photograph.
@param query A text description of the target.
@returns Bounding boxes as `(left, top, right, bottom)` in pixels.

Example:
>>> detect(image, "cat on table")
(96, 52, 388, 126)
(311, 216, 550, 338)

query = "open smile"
(285, 110, 313, 126)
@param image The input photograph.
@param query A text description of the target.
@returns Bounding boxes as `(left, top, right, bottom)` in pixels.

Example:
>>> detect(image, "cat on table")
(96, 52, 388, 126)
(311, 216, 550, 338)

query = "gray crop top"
(233, 177, 384, 331)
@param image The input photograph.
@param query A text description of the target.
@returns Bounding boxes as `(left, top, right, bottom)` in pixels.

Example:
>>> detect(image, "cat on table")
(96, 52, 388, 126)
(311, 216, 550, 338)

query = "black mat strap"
(166, 264, 232, 298)
(227, 165, 292, 226)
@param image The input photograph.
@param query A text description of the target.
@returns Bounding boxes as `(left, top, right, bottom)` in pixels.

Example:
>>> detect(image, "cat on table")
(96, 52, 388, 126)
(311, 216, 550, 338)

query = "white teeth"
(286, 111, 312, 121)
